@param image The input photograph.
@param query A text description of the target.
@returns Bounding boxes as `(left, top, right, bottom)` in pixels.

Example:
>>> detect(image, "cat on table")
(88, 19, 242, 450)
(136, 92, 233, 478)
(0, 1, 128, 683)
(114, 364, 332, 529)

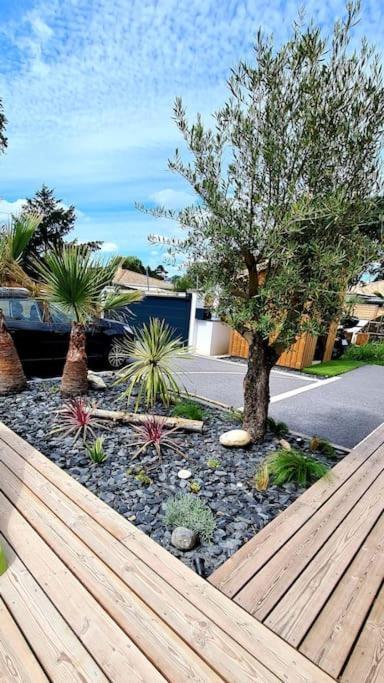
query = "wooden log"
(90, 408, 203, 433)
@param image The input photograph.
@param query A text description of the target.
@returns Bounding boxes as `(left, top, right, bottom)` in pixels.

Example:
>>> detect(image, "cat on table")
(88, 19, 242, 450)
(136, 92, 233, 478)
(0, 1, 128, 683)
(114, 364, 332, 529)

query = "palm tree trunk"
(0, 310, 26, 395)
(61, 321, 88, 395)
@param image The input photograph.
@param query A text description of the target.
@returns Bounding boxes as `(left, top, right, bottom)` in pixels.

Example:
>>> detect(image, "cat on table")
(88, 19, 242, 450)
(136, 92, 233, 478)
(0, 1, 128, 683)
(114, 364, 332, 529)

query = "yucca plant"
(85, 436, 108, 464)
(0, 213, 41, 395)
(34, 245, 142, 395)
(267, 448, 329, 488)
(130, 414, 186, 462)
(114, 317, 189, 409)
(52, 397, 107, 443)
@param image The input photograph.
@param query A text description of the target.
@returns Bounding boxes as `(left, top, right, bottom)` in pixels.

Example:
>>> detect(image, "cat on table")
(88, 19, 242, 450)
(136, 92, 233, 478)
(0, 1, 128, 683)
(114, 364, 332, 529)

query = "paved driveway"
(174, 355, 384, 449)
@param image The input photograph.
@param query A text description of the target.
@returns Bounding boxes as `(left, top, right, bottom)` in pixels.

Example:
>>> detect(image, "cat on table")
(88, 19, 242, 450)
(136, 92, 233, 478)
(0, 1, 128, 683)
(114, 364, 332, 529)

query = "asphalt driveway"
(174, 355, 384, 449)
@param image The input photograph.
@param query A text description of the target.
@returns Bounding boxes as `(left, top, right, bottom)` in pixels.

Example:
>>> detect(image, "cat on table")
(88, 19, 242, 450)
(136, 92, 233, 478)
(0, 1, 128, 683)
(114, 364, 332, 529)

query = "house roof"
(113, 267, 174, 291)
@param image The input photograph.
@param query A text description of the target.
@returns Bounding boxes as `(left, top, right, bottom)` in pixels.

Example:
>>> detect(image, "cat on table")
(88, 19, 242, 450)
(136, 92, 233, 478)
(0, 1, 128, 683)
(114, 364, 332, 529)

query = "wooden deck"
(209, 423, 384, 682)
(0, 421, 333, 683)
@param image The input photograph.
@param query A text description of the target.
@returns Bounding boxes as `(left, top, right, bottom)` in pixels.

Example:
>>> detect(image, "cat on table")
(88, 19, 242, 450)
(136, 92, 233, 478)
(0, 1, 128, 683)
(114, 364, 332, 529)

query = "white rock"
(87, 371, 107, 391)
(278, 438, 291, 451)
(177, 469, 192, 480)
(171, 527, 198, 551)
(219, 429, 252, 448)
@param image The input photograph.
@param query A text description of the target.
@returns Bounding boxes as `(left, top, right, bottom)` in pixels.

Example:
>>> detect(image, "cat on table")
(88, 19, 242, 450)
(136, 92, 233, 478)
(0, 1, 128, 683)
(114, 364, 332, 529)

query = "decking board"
(0, 421, 333, 683)
(210, 423, 384, 681)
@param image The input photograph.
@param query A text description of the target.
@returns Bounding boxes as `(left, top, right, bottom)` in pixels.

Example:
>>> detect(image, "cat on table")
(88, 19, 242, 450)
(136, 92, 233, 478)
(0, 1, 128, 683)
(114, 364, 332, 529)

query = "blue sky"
(0, 1, 383, 271)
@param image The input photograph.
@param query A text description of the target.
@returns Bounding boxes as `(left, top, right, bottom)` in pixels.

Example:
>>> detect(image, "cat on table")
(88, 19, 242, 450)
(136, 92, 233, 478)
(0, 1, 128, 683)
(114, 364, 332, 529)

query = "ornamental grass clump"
(171, 400, 206, 421)
(130, 414, 186, 462)
(52, 396, 107, 443)
(267, 448, 329, 488)
(310, 435, 336, 458)
(164, 493, 216, 543)
(114, 318, 189, 409)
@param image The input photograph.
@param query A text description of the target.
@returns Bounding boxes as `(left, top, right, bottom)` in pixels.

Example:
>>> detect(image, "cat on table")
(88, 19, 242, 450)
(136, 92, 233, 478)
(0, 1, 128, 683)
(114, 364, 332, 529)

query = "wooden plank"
(0, 463, 223, 683)
(341, 580, 384, 683)
(235, 442, 384, 620)
(264, 469, 384, 644)
(0, 423, 334, 683)
(209, 424, 384, 598)
(0, 492, 165, 683)
(300, 514, 384, 678)
(0, 448, 278, 683)
(0, 596, 48, 683)
(0, 535, 107, 683)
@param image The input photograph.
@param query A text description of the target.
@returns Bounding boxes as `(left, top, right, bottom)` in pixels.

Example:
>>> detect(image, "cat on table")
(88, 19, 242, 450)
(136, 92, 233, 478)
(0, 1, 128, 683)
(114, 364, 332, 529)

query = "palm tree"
(35, 245, 142, 395)
(0, 213, 41, 395)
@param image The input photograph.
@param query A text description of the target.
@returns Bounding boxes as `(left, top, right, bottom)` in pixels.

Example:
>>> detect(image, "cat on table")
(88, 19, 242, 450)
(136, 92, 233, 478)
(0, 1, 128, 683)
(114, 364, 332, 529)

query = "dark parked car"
(0, 287, 132, 370)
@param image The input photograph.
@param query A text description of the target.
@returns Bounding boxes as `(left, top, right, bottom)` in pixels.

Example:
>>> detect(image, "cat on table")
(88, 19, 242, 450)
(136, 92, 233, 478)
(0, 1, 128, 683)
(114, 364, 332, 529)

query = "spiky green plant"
(85, 436, 108, 464)
(171, 400, 206, 421)
(34, 245, 141, 394)
(207, 458, 221, 469)
(114, 317, 189, 408)
(189, 481, 201, 494)
(267, 448, 329, 488)
(164, 493, 216, 542)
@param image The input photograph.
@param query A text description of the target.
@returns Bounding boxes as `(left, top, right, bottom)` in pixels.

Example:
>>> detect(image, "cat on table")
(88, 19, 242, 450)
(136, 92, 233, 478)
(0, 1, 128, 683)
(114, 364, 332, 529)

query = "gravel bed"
(0, 376, 345, 576)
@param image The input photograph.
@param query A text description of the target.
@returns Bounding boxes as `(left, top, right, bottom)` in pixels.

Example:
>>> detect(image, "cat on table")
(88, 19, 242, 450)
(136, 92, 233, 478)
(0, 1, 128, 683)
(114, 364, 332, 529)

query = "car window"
(0, 297, 43, 322)
(49, 304, 71, 323)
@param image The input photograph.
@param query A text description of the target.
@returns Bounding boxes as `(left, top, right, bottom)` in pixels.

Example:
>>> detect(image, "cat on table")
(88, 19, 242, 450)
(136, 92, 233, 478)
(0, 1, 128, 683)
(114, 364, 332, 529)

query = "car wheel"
(106, 338, 126, 369)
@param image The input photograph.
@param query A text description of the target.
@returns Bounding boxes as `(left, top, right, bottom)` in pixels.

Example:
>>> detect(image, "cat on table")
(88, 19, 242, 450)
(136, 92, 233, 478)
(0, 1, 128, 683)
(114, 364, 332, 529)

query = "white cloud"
(149, 188, 195, 210)
(100, 241, 119, 252)
(0, 198, 26, 219)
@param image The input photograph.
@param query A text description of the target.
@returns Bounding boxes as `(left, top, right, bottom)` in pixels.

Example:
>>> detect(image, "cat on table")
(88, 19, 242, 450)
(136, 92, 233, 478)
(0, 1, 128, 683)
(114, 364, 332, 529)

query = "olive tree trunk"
(61, 321, 88, 395)
(242, 333, 278, 441)
(0, 310, 26, 395)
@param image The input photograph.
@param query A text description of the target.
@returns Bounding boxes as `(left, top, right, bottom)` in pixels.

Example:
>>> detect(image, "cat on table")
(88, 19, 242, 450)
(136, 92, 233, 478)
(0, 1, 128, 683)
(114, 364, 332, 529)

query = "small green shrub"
(85, 437, 108, 464)
(171, 400, 206, 421)
(135, 470, 152, 486)
(164, 493, 216, 542)
(310, 435, 336, 458)
(267, 416, 289, 437)
(207, 458, 221, 469)
(267, 448, 329, 487)
(343, 341, 384, 364)
(189, 481, 201, 493)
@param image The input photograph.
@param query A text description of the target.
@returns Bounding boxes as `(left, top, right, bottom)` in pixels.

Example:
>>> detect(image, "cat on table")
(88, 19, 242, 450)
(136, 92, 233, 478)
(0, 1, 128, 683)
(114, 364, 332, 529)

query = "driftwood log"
(90, 408, 203, 433)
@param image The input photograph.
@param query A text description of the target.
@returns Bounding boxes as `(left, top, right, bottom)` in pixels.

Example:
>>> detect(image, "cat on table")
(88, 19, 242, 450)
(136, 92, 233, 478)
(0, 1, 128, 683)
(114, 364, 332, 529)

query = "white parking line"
(270, 376, 340, 403)
(191, 354, 318, 381)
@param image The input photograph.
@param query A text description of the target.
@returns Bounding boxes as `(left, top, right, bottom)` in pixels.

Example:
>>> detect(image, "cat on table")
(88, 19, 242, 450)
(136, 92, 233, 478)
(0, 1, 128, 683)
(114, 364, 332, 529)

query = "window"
(1, 298, 43, 322)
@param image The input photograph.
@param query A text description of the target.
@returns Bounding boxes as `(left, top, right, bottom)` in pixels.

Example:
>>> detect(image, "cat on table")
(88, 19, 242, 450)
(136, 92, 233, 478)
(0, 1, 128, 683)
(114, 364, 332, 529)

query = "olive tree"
(149, 3, 384, 440)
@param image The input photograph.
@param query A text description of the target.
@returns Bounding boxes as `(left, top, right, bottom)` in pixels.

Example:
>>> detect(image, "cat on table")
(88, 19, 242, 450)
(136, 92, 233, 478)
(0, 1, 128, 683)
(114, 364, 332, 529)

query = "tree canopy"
(150, 2, 384, 439)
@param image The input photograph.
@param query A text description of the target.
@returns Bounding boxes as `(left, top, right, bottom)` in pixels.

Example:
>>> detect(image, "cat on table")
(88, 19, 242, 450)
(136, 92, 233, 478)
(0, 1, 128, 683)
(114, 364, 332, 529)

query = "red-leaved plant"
(51, 397, 107, 443)
(131, 415, 186, 461)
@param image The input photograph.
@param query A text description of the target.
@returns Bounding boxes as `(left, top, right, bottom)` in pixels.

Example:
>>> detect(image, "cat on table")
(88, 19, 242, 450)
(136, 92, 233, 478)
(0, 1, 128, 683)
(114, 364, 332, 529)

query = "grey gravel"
(0, 375, 345, 576)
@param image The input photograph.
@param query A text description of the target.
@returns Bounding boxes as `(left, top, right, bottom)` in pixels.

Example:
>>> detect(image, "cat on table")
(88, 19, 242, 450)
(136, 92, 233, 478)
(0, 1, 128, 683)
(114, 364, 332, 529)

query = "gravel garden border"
(0, 373, 346, 576)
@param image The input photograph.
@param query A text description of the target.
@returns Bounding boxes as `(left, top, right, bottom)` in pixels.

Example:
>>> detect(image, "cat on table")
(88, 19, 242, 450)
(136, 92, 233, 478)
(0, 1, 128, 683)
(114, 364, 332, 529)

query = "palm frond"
(0, 212, 41, 288)
(33, 245, 117, 323)
(100, 289, 142, 313)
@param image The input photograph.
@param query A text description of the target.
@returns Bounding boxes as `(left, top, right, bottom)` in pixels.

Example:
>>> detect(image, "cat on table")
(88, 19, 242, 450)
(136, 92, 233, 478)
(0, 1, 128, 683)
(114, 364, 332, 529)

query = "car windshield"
(1, 297, 43, 322)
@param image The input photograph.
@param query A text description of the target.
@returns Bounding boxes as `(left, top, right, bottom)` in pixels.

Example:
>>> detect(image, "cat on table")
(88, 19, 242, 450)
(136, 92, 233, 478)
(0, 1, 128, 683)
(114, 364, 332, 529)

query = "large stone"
(278, 438, 291, 451)
(171, 527, 198, 551)
(219, 429, 252, 448)
(87, 371, 107, 391)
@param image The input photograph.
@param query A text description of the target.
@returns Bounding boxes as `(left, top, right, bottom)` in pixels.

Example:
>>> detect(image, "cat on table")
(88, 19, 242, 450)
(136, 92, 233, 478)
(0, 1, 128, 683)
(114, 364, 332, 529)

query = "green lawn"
(303, 359, 365, 377)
